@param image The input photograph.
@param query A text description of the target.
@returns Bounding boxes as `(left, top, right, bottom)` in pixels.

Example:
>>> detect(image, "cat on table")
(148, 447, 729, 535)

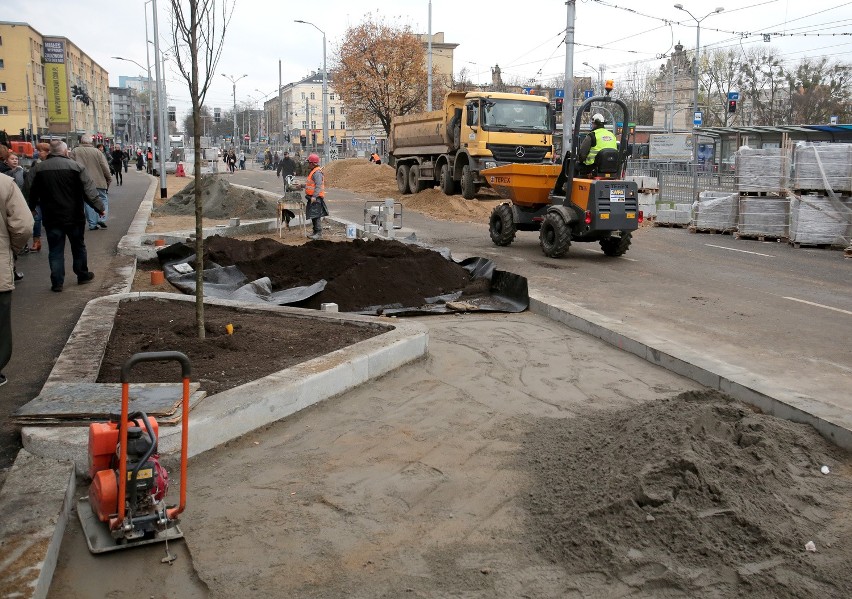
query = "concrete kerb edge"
(528, 291, 852, 451)
(22, 292, 428, 472)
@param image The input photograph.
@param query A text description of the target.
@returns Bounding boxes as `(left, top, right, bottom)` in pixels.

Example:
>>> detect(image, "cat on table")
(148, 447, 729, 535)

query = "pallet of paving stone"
(736, 147, 788, 193)
(692, 191, 738, 232)
(792, 143, 852, 193)
(738, 194, 790, 239)
(788, 193, 852, 247)
(655, 203, 692, 226)
(12, 382, 206, 426)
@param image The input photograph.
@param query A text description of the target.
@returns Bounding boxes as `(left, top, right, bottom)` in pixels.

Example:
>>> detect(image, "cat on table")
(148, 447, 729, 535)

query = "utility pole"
(563, 1, 576, 155)
(25, 62, 34, 144)
(279, 60, 284, 147)
(221, 73, 247, 148)
(427, 0, 433, 111)
(152, 0, 168, 198)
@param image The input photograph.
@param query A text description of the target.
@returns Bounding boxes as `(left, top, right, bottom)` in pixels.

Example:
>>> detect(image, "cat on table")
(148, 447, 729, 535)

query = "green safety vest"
(584, 127, 618, 165)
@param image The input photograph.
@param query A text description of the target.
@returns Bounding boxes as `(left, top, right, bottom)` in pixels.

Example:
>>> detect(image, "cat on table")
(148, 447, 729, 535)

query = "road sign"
(243, 134, 250, 141)
(554, 89, 565, 98)
(694, 111, 703, 127)
(370, 135, 376, 143)
(583, 89, 594, 99)
(727, 91, 740, 101)
(830, 115, 839, 125)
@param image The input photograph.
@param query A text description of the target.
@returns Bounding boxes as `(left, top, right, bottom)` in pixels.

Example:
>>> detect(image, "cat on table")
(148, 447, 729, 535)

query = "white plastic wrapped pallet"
(737, 147, 788, 193)
(692, 191, 738, 231)
(792, 143, 852, 192)
(738, 195, 790, 238)
(789, 194, 852, 246)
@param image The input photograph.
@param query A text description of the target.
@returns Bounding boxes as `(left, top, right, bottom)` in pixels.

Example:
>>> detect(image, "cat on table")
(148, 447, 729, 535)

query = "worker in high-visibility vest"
(369, 152, 382, 165)
(304, 153, 328, 239)
(577, 113, 617, 176)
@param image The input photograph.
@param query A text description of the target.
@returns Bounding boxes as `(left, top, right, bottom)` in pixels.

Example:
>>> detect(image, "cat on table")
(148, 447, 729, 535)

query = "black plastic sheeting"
(155, 238, 528, 316)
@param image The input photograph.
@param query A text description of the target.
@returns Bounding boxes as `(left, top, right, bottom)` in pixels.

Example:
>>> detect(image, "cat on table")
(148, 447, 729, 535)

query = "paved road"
(238, 169, 851, 417)
(0, 169, 148, 472)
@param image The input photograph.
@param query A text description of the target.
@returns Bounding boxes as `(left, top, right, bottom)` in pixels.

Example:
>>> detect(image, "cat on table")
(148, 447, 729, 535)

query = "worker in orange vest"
(369, 152, 381, 165)
(304, 153, 328, 240)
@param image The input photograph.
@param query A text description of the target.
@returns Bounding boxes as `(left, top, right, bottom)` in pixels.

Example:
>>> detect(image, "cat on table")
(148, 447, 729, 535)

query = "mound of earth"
(201, 235, 488, 312)
(153, 174, 278, 219)
(324, 158, 503, 223)
(520, 389, 852, 597)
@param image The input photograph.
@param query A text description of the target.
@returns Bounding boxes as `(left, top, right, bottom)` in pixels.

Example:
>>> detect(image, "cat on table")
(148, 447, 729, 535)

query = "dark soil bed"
(96, 298, 385, 395)
(198, 236, 487, 312)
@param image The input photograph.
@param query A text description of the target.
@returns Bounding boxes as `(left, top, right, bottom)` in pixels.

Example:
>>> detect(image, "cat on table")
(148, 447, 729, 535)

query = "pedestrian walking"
(71, 134, 111, 230)
(276, 150, 296, 179)
(110, 145, 124, 186)
(239, 150, 246, 171)
(24, 140, 104, 292)
(0, 173, 35, 386)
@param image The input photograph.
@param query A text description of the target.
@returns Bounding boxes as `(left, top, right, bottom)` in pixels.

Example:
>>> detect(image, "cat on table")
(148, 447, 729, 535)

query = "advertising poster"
(44, 39, 69, 124)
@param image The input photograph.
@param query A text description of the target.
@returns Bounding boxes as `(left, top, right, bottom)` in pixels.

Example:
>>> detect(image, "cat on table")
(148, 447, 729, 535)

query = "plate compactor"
(483, 82, 641, 259)
(78, 351, 192, 555)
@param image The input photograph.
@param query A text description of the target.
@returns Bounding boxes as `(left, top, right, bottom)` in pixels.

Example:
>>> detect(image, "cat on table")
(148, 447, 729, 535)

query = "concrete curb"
(22, 292, 428, 473)
(529, 292, 852, 450)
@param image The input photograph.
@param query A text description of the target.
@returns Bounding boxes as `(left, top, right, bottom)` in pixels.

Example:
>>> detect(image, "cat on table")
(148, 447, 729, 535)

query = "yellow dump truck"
(389, 91, 555, 199)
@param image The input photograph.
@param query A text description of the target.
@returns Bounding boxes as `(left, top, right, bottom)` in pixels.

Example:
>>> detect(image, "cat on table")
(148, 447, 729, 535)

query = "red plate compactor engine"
(78, 351, 192, 554)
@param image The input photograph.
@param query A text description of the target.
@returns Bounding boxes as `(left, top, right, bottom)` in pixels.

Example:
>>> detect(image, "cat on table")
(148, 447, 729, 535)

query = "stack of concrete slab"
(789, 194, 852, 246)
(737, 147, 788, 193)
(738, 195, 790, 239)
(692, 191, 738, 232)
(624, 175, 659, 218)
(792, 143, 852, 192)
(656, 203, 692, 226)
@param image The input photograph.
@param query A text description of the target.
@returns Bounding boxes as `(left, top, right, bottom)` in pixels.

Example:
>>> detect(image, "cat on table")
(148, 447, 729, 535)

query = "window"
(330, 121, 335, 130)
(329, 106, 335, 115)
(300, 92, 305, 100)
(0, 36, 3, 46)
(329, 93, 334, 100)
(0, 106, 8, 115)
(0, 83, 5, 92)
(310, 92, 315, 100)
(302, 120, 307, 128)
(340, 107, 345, 115)
(311, 120, 316, 129)
(341, 122, 345, 130)
(0, 59, 4, 69)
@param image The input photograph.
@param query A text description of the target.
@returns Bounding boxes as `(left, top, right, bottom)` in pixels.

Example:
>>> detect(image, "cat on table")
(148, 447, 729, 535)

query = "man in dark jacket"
(276, 151, 297, 179)
(24, 140, 104, 292)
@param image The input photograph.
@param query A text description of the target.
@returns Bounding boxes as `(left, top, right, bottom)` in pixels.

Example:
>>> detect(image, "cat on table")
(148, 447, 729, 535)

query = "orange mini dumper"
(78, 351, 192, 554)
(483, 85, 642, 258)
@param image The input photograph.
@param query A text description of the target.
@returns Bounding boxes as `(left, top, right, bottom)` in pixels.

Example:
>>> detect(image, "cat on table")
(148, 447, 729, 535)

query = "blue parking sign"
(583, 89, 594, 99)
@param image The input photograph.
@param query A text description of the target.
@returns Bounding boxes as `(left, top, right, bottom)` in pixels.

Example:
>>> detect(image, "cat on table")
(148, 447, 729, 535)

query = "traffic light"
(728, 100, 737, 113)
(555, 98, 563, 112)
(214, 108, 221, 123)
(168, 108, 176, 122)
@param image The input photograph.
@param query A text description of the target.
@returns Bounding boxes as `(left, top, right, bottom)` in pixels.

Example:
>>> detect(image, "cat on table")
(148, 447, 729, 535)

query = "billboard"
(649, 133, 693, 160)
(44, 39, 69, 125)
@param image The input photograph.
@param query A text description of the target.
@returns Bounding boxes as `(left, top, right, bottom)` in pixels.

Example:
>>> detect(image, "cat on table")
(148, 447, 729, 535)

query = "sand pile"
(324, 158, 503, 223)
(520, 389, 852, 597)
(153, 174, 278, 220)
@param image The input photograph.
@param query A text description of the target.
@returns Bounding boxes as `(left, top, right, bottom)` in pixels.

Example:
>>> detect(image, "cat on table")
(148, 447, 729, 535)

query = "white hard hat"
(592, 113, 605, 124)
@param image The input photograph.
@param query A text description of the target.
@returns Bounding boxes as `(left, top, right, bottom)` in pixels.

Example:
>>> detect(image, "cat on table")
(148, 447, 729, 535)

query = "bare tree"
(702, 48, 741, 127)
(787, 57, 852, 124)
(170, 0, 233, 339)
(737, 47, 787, 126)
(331, 13, 445, 134)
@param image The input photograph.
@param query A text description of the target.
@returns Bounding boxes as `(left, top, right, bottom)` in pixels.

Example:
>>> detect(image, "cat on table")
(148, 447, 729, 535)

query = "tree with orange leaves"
(331, 13, 446, 136)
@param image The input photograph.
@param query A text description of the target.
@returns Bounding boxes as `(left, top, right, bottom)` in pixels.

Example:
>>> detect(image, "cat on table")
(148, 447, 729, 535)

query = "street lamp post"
(255, 89, 276, 143)
(151, 0, 168, 198)
(221, 73, 247, 148)
(582, 62, 604, 95)
(295, 20, 328, 165)
(112, 55, 155, 156)
(674, 3, 724, 202)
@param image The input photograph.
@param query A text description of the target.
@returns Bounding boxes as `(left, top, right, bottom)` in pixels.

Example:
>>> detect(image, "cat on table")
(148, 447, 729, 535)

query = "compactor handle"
(121, 351, 192, 383)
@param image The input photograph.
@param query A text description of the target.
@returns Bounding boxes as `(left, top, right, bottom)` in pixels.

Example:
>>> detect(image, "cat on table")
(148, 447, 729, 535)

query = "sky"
(14, 0, 852, 122)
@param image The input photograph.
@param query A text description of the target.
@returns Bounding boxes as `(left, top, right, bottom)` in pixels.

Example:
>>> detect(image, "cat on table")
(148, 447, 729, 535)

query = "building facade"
(652, 42, 695, 132)
(0, 21, 111, 145)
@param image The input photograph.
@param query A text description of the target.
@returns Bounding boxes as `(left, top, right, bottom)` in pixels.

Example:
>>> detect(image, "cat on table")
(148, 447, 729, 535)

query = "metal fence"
(626, 159, 736, 204)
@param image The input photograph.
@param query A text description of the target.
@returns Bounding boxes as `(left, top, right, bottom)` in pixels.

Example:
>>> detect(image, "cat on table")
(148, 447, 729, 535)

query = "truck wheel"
(460, 164, 476, 199)
(396, 164, 411, 194)
(539, 212, 571, 258)
(440, 163, 457, 195)
(489, 203, 516, 246)
(600, 232, 632, 256)
(408, 164, 425, 193)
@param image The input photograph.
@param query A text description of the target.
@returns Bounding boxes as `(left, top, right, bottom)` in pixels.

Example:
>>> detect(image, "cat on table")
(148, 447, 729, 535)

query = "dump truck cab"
(389, 91, 554, 199)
